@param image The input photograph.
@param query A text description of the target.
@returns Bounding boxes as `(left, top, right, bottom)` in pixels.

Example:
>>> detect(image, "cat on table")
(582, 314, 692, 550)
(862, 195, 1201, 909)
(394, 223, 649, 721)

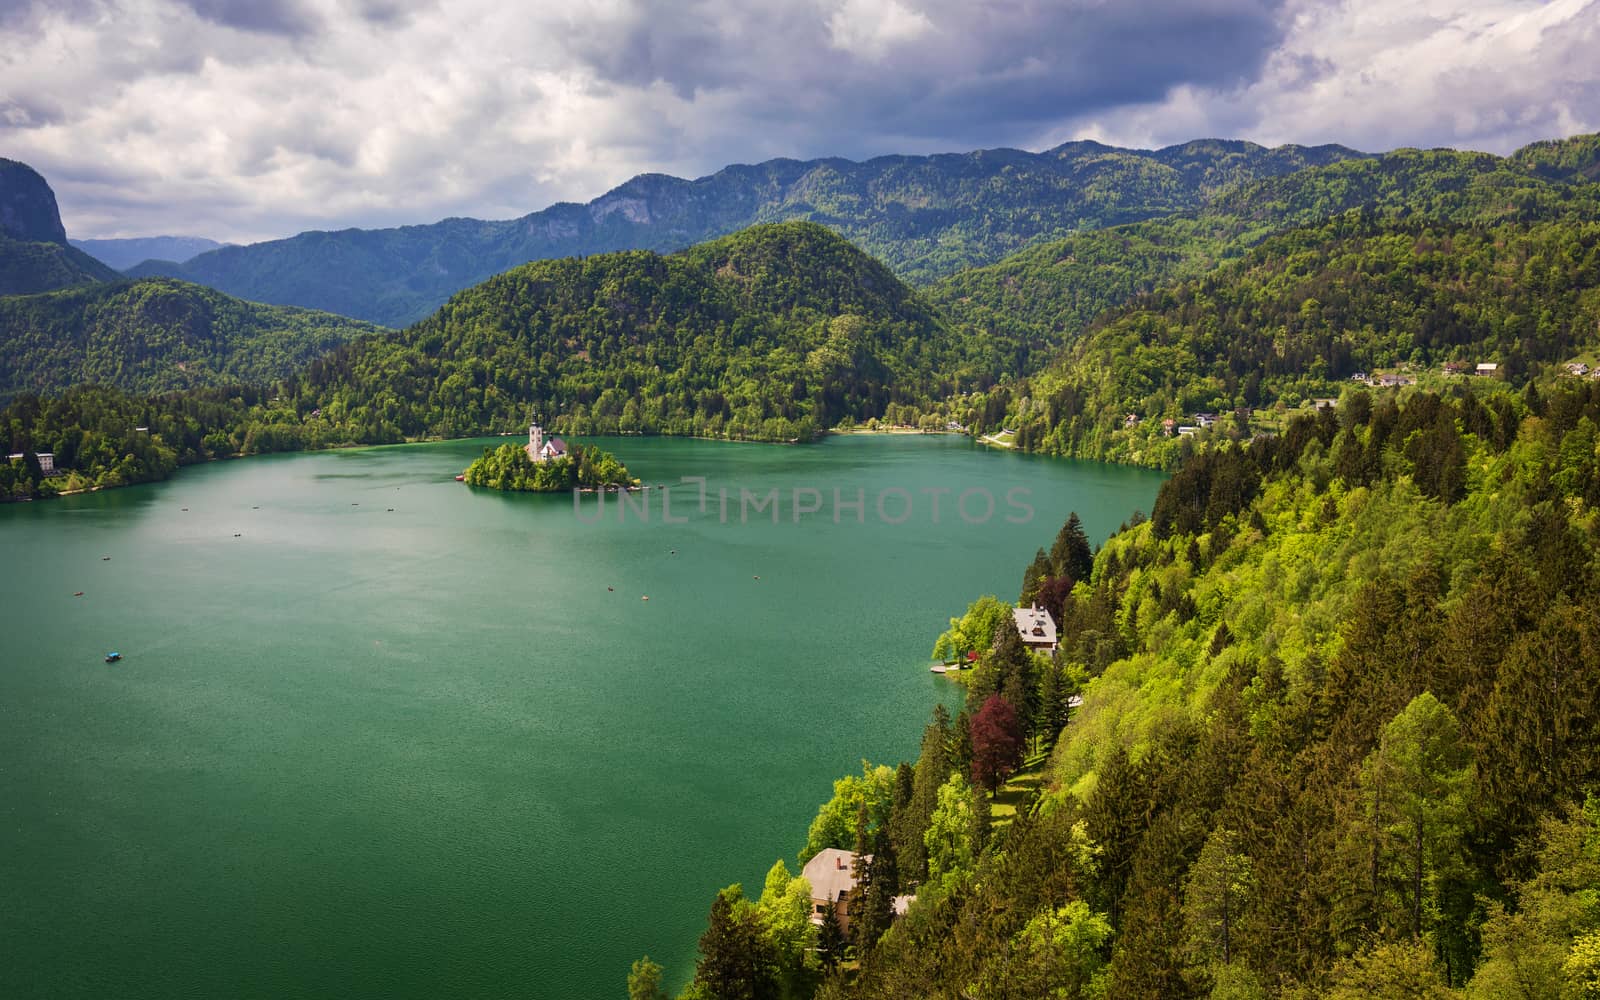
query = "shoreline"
(828, 426, 960, 437)
(5, 426, 979, 504)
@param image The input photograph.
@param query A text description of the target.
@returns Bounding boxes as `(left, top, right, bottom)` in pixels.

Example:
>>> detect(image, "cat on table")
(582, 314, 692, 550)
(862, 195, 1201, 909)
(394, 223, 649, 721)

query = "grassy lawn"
(978, 429, 1016, 449)
(989, 749, 1050, 827)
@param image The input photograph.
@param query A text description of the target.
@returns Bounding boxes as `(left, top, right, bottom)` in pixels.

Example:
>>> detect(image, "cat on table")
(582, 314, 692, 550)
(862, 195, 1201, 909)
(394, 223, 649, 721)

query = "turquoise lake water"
(0, 434, 1163, 998)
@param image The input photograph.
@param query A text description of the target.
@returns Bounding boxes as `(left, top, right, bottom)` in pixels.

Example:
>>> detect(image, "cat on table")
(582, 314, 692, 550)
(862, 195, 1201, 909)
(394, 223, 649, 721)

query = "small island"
(462, 421, 632, 492)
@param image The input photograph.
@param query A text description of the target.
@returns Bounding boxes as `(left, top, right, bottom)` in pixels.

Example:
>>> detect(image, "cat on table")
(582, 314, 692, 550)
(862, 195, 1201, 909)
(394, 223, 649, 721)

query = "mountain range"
(123, 139, 1366, 327)
(71, 236, 226, 270)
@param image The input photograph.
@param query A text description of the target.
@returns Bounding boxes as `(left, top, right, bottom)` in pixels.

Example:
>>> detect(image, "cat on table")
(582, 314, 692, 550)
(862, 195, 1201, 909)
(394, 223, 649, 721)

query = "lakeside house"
(1443, 361, 1472, 376)
(1312, 397, 1338, 411)
(1476, 363, 1500, 377)
(525, 422, 568, 463)
(800, 848, 918, 932)
(7, 452, 54, 475)
(803, 849, 864, 933)
(1013, 604, 1058, 653)
(1566, 362, 1591, 377)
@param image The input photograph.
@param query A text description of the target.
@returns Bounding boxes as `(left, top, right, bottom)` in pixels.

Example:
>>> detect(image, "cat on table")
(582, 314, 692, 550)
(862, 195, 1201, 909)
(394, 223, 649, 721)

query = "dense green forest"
(981, 212, 1600, 467)
(656, 382, 1600, 1000)
(271, 222, 981, 444)
(131, 140, 1362, 326)
(462, 441, 630, 491)
(929, 141, 1600, 387)
(0, 236, 121, 296)
(0, 278, 384, 400)
(0, 384, 279, 498)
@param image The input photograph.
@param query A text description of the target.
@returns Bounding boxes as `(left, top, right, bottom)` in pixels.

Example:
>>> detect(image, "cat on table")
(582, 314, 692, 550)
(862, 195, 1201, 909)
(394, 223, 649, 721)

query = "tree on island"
(462, 441, 630, 492)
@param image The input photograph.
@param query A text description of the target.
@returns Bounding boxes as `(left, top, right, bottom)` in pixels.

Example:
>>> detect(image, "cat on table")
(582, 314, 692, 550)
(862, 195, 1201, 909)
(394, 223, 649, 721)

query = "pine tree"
(886, 761, 916, 880)
(854, 836, 898, 956)
(692, 887, 778, 1000)
(1049, 511, 1094, 583)
(1021, 546, 1051, 604)
(1036, 659, 1066, 751)
(901, 705, 954, 884)
(950, 708, 974, 779)
(969, 780, 992, 857)
(817, 901, 845, 969)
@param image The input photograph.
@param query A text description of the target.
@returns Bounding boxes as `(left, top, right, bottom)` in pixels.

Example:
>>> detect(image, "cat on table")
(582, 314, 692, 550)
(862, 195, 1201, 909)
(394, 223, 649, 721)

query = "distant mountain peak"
(0, 158, 68, 244)
(70, 235, 227, 270)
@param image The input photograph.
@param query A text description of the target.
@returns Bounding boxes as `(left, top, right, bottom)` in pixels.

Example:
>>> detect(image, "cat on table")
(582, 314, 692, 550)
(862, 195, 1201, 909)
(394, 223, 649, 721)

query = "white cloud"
(826, 0, 932, 59)
(1063, 0, 1600, 154)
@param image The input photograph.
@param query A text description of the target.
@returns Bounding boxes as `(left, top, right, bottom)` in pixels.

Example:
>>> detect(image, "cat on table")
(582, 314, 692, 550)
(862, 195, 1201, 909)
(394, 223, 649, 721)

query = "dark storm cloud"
(177, 0, 321, 36)
(0, 97, 67, 129)
(557, 0, 1287, 150)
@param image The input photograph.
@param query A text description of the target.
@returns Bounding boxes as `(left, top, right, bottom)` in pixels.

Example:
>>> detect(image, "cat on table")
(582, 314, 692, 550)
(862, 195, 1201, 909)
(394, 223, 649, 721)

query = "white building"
(525, 422, 568, 463)
(6, 452, 54, 475)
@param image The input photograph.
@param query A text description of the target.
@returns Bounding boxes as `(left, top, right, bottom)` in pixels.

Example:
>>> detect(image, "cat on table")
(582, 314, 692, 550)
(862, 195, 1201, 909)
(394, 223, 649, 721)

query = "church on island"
(525, 422, 568, 463)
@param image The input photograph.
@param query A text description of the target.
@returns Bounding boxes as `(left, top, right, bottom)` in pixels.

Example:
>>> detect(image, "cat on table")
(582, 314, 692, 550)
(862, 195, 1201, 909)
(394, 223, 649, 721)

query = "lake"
(0, 434, 1163, 999)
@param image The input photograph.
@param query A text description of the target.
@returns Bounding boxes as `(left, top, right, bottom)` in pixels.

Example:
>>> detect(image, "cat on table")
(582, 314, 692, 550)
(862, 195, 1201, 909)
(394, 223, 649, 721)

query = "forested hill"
(930, 136, 1600, 378)
(277, 221, 979, 443)
(660, 382, 1600, 1000)
(977, 212, 1600, 468)
(0, 158, 121, 295)
(0, 278, 385, 400)
(0, 222, 977, 498)
(130, 139, 1364, 327)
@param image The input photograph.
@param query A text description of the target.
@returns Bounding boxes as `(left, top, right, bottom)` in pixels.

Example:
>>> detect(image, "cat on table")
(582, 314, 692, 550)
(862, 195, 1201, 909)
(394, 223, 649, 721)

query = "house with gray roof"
(1013, 604, 1057, 653)
(802, 848, 866, 934)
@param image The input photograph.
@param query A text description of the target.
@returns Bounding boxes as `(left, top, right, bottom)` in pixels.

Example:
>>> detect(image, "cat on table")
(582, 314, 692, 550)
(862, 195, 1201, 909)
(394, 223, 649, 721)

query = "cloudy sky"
(2, 0, 1596, 244)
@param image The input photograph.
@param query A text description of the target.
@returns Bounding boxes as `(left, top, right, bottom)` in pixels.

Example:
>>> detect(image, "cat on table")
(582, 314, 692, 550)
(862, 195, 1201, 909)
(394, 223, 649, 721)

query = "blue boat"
(104, 652, 121, 663)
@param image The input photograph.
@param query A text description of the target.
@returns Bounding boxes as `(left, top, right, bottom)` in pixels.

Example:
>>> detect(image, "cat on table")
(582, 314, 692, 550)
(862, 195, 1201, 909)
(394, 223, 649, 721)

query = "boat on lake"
(104, 652, 122, 663)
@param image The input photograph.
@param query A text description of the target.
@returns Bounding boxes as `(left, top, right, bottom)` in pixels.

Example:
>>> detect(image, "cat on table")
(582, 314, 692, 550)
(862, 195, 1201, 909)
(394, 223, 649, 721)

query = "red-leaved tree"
(970, 694, 1024, 793)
